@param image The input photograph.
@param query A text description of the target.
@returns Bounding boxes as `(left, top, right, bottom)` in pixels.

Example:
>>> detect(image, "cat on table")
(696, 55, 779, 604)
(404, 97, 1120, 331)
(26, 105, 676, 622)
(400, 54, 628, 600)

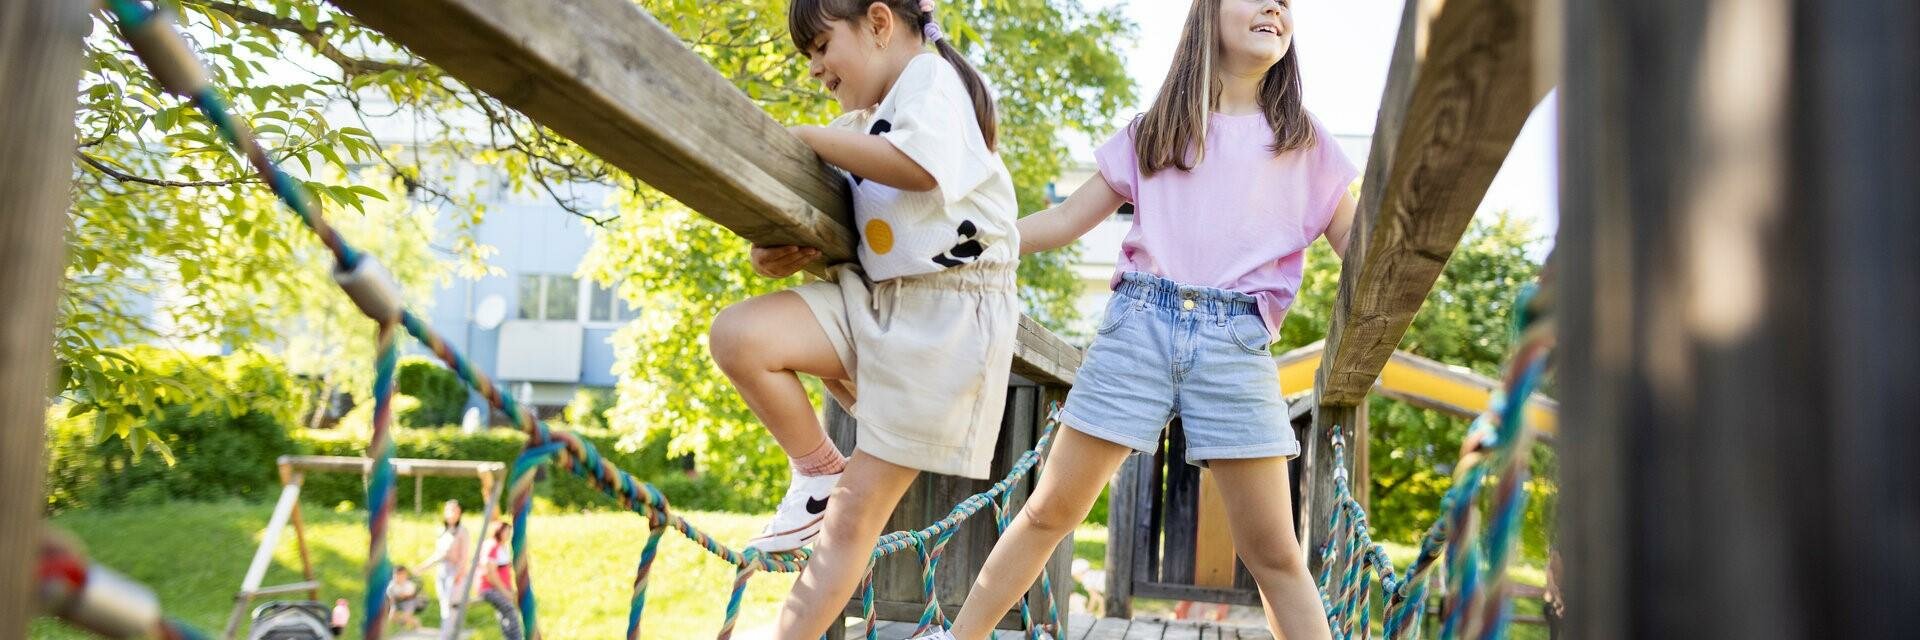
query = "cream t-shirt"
(827, 54, 1018, 281)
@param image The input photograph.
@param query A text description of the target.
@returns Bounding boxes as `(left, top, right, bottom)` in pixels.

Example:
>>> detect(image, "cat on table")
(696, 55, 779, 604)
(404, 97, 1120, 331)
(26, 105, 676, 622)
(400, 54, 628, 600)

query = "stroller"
(246, 601, 336, 640)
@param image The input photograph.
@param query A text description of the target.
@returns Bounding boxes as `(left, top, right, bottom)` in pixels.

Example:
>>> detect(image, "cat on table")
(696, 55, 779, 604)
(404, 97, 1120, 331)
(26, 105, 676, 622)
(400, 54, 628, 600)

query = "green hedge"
(43, 350, 748, 515)
(44, 349, 306, 513)
(394, 357, 466, 429)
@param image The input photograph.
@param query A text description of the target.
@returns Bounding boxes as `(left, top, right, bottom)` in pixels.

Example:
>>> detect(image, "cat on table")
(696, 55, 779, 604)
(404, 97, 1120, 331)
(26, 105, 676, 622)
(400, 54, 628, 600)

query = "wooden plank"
(1161, 621, 1201, 640)
(1235, 626, 1275, 640)
(1120, 617, 1165, 640)
(1192, 470, 1235, 588)
(0, 1, 87, 634)
(240, 581, 324, 598)
(1103, 455, 1139, 619)
(1300, 403, 1366, 574)
(1129, 582, 1264, 607)
(1277, 344, 1560, 433)
(1081, 616, 1130, 640)
(832, 384, 1070, 632)
(1561, 0, 1920, 637)
(324, 0, 1081, 386)
(1315, 0, 1549, 405)
(1158, 422, 1199, 586)
(279, 455, 505, 477)
(1132, 440, 1163, 590)
(1286, 412, 1310, 547)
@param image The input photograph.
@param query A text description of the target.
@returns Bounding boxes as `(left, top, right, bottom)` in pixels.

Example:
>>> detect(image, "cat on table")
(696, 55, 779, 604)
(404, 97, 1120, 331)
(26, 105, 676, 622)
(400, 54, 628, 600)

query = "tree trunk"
(0, 0, 89, 634)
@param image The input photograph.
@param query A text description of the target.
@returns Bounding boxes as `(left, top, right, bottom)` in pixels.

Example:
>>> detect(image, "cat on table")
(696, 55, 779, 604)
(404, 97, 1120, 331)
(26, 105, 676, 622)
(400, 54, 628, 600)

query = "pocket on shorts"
(1096, 295, 1143, 335)
(1228, 314, 1273, 355)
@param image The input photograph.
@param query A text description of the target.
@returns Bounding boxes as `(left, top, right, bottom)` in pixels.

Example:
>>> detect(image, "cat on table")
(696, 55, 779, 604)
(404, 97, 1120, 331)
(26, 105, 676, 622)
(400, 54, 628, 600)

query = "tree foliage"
(1279, 211, 1554, 556)
(65, 0, 1133, 490)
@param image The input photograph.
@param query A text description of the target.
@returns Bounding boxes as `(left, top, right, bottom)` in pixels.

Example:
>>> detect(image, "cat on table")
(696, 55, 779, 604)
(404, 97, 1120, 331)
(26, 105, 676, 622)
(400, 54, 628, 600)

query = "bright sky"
(1079, 0, 1560, 238)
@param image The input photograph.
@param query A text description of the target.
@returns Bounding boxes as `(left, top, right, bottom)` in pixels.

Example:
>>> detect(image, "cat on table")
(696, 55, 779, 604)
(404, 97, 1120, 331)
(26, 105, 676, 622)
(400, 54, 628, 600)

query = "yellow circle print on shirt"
(865, 219, 895, 255)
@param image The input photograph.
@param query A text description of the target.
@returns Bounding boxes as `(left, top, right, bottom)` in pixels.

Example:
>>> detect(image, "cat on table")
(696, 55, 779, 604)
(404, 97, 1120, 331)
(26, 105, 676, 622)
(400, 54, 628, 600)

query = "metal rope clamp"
(333, 257, 405, 324)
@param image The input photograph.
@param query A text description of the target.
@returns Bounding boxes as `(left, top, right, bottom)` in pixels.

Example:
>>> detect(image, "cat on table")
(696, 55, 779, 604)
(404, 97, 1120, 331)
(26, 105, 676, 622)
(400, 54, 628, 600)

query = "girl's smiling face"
(1218, 0, 1294, 74)
(805, 17, 890, 111)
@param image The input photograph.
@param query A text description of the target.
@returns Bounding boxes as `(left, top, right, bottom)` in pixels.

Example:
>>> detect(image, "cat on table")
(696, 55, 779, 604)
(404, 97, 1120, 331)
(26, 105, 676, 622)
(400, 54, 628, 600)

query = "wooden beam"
(1299, 402, 1365, 573)
(1562, 0, 1920, 636)
(0, 1, 87, 634)
(324, 0, 1080, 386)
(278, 455, 506, 478)
(1102, 456, 1139, 619)
(1315, 0, 1549, 405)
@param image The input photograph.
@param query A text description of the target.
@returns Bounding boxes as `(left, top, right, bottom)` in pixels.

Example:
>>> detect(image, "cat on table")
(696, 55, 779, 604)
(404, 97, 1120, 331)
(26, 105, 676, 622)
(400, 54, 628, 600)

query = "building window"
(517, 274, 580, 321)
(588, 284, 640, 323)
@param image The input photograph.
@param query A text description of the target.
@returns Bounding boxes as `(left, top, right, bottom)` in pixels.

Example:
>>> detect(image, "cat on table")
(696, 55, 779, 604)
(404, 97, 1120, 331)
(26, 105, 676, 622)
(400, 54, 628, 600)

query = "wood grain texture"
(1316, 0, 1548, 405)
(325, 0, 1082, 386)
(1300, 403, 1366, 574)
(1561, 0, 1920, 636)
(0, 0, 88, 634)
(1192, 470, 1235, 588)
(1103, 453, 1140, 618)
(827, 384, 1070, 631)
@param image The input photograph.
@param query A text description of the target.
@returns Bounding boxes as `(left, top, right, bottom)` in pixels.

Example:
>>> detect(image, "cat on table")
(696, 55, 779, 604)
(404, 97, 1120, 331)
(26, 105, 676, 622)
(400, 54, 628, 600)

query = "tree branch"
(197, 1, 425, 76)
(78, 153, 260, 188)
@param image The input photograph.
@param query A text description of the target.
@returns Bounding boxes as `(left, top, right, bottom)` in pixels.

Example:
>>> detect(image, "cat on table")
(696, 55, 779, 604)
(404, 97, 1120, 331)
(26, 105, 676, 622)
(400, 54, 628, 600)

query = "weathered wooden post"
(1301, 0, 1544, 572)
(824, 378, 1074, 637)
(0, 1, 89, 635)
(1560, 0, 1920, 636)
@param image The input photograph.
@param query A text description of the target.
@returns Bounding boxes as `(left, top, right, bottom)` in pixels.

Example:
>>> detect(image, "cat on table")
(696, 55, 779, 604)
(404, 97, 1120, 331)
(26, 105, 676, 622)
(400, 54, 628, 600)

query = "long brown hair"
(1134, 0, 1313, 176)
(788, 0, 998, 150)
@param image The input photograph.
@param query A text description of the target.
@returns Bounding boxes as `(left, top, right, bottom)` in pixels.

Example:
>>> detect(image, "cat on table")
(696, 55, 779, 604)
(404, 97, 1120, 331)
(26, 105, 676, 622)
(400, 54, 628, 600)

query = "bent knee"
(1017, 493, 1088, 535)
(1240, 537, 1311, 576)
(708, 303, 766, 370)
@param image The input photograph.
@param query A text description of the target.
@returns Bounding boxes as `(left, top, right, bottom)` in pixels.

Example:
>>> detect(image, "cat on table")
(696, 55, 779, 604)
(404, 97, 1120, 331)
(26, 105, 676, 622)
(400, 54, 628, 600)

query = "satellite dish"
(475, 294, 507, 330)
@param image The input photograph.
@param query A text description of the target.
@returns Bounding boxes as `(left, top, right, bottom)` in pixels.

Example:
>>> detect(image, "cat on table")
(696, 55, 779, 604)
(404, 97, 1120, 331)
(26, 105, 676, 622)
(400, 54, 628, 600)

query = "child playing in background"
(385, 565, 425, 631)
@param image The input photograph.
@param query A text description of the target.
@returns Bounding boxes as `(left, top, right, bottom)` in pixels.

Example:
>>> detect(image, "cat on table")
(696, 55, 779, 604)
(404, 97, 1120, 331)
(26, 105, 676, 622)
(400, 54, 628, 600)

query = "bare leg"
(947, 428, 1134, 640)
(709, 291, 850, 456)
(1209, 456, 1331, 640)
(775, 452, 921, 638)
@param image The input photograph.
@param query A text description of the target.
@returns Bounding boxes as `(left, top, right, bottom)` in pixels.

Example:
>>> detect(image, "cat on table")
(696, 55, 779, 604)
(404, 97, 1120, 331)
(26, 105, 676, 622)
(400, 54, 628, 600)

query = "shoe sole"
(746, 515, 825, 553)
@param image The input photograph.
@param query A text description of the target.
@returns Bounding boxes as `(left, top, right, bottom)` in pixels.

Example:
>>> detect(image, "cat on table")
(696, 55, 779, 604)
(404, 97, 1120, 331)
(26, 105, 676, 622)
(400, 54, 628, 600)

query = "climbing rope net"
(1315, 278, 1555, 640)
(65, 3, 1063, 639)
(35, 2, 1549, 639)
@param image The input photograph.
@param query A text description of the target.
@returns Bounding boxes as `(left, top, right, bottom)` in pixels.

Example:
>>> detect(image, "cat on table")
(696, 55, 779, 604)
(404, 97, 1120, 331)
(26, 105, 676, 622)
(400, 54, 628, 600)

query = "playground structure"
(6, 0, 1918, 638)
(223, 456, 506, 640)
(1103, 343, 1559, 620)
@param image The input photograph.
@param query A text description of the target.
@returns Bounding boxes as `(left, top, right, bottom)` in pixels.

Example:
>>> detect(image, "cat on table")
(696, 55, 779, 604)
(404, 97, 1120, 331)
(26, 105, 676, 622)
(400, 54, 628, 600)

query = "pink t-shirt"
(1095, 112, 1359, 335)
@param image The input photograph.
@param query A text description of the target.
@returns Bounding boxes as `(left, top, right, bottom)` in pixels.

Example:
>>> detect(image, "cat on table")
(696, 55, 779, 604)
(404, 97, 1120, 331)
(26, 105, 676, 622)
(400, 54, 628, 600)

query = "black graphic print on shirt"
(849, 119, 894, 186)
(932, 219, 986, 268)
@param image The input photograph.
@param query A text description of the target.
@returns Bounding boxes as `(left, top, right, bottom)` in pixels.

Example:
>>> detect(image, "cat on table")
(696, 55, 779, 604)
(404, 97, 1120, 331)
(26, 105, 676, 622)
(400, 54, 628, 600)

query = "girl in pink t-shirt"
(932, 1, 1357, 639)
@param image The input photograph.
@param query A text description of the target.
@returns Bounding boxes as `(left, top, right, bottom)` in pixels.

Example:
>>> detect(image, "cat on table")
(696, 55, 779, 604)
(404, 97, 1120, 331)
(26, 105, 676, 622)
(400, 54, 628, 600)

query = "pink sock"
(790, 438, 847, 477)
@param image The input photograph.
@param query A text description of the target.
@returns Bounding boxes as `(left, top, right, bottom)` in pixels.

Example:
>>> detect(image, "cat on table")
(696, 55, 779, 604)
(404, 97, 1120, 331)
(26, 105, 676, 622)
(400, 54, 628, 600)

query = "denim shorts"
(1058, 272, 1299, 464)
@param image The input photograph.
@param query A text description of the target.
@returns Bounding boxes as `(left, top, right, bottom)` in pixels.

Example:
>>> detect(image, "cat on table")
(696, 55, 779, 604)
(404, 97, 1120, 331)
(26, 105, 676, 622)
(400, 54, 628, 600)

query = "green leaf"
(348, 185, 389, 201)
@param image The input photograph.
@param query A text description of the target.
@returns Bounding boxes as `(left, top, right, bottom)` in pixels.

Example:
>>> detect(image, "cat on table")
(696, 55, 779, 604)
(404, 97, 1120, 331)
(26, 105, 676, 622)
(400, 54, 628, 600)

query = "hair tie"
(922, 20, 946, 44)
(919, 0, 936, 12)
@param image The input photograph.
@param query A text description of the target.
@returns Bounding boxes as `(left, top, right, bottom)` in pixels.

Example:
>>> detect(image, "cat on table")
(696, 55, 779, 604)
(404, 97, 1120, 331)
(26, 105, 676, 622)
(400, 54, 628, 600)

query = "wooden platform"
(841, 614, 1273, 640)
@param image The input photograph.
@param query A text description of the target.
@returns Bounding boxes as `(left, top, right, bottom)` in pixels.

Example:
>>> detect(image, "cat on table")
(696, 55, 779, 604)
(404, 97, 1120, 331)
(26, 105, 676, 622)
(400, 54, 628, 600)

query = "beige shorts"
(792, 262, 1019, 479)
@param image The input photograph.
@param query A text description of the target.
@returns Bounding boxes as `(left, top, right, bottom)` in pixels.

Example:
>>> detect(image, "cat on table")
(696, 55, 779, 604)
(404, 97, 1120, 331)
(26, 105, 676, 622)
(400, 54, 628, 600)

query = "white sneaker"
(745, 469, 841, 552)
(909, 630, 957, 640)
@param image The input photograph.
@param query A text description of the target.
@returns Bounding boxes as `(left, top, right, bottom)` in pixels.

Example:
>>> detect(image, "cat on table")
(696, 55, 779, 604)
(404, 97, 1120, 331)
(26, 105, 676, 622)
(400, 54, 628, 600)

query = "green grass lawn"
(34, 501, 801, 639)
(34, 502, 1546, 638)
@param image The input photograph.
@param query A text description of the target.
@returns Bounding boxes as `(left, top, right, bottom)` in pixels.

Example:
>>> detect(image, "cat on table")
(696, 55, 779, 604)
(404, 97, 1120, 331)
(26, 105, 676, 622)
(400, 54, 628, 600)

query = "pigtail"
(921, 9, 999, 151)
